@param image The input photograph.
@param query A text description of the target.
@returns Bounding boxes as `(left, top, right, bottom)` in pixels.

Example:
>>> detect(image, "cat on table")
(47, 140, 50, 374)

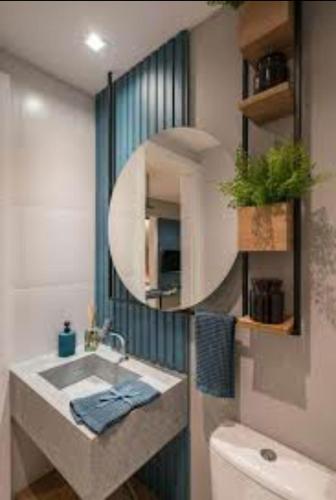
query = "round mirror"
(109, 127, 237, 311)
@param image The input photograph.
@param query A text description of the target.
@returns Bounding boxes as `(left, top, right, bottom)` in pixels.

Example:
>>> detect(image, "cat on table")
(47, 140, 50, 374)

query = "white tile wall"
(11, 91, 93, 210)
(10, 285, 91, 360)
(11, 207, 93, 289)
(0, 51, 94, 499)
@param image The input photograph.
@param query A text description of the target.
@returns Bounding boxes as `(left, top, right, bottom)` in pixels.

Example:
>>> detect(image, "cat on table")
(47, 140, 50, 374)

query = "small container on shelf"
(250, 279, 266, 322)
(249, 278, 284, 325)
(269, 278, 285, 324)
(253, 52, 288, 95)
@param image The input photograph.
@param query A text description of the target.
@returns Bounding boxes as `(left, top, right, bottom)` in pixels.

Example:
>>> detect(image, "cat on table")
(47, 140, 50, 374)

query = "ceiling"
(148, 169, 180, 204)
(0, 1, 217, 95)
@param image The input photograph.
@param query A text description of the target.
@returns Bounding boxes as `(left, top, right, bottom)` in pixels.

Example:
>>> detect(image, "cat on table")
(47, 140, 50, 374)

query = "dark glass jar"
(253, 52, 288, 94)
(269, 279, 285, 324)
(250, 279, 258, 321)
(250, 279, 261, 322)
(260, 279, 271, 323)
(253, 69, 261, 94)
(250, 279, 269, 322)
(250, 278, 285, 324)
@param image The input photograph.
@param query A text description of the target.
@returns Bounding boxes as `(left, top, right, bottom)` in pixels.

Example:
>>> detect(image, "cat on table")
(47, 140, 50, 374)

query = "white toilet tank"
(210, 422, 336, 500)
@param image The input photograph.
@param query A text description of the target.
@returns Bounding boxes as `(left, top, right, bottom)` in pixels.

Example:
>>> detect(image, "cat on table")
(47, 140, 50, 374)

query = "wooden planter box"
(238, 202, 293, 251)
(238, 1, 294, 63)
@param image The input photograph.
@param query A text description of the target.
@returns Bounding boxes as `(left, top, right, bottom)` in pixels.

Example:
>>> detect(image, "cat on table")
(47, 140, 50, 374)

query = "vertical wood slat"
(157, 46, 165, 132)
(95, 91, 108, 328)
(96, 31, 190, 500)
(164, 39, 175, 129)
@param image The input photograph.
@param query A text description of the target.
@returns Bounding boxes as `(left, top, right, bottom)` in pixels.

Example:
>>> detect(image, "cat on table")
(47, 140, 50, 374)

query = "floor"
(16, 470, 157, 500)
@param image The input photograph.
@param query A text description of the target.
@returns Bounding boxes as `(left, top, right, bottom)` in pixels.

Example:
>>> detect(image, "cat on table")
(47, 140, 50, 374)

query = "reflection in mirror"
(109, 127, 237, 311)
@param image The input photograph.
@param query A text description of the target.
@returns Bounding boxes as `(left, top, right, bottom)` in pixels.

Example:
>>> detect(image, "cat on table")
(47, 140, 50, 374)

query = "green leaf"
(218, 141, 327, 207)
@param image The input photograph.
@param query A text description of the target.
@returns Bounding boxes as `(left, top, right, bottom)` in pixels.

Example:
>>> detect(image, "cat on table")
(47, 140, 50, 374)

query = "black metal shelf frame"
(241, 0, 302, 335)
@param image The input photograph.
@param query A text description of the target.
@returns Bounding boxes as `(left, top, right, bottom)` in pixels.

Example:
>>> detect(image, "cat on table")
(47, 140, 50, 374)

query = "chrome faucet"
(107, 332, 128, 364)
(100, 319, 128, 363)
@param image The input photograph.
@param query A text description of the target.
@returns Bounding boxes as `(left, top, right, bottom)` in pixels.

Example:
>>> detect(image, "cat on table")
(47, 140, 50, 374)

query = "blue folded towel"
(195, 311, 236, 398)
(70, 380, 160, 434)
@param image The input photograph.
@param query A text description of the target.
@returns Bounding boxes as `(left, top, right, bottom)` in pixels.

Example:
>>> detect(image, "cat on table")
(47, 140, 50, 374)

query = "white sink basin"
(10, 345, 187, 500)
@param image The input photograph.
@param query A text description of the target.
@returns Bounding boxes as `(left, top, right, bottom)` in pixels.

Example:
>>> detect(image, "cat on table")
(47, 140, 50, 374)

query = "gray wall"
(190, 3, 336, 499)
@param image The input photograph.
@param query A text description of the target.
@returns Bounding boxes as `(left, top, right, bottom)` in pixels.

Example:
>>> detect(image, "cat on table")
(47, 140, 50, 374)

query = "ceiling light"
(24, 95, 44, 115)
(85, 33, 106, 52)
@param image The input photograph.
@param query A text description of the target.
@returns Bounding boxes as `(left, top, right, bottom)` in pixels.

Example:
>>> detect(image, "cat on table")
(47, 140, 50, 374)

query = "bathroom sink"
(10, 345, 187, 500)
(39, 354, 138, 396)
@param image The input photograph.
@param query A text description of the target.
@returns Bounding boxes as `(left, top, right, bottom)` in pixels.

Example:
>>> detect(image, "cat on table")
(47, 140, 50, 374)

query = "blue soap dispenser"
(58, 321, 76, 357)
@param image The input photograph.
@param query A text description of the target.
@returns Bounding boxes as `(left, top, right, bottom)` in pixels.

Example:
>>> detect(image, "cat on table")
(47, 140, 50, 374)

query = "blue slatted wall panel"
(138, 428, 189, 500)
(96, 31, 190, 373)
(95, 31, 190, 500)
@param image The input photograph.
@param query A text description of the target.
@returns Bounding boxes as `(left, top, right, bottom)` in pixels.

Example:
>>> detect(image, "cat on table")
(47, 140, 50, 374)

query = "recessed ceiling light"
(24, 95, 44, 115)
(85, 33, 106, 52)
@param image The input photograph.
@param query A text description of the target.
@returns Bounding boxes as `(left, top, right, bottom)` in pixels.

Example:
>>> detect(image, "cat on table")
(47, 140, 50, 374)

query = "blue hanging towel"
(70, 379, 160, 434)
(195, 311, 236, 398)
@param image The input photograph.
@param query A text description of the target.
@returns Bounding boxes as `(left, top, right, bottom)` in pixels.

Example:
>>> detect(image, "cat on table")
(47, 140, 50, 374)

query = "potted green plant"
(219, 142, 324, 251)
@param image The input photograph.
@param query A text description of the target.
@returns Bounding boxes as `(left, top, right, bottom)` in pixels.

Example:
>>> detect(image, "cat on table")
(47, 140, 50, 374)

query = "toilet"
(210, 422, 336, 500)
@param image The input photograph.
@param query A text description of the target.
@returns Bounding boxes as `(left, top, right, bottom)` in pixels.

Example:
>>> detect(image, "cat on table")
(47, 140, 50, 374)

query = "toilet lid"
(210, 423, 336, 500)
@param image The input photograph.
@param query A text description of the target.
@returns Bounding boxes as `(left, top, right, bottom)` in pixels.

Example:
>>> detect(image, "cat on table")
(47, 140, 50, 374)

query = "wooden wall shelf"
(237, 315, 294, 335)
(238, 1, 294, 64)
(239, 1, 301, 335)
(239, 82, 294, 125)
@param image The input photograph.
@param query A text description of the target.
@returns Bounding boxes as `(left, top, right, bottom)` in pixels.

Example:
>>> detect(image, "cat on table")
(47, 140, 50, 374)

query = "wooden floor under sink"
(16, 470, 157, 500)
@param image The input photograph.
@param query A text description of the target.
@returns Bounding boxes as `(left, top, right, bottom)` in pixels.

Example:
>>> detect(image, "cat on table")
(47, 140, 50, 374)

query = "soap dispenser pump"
(58, 320, 76, 357)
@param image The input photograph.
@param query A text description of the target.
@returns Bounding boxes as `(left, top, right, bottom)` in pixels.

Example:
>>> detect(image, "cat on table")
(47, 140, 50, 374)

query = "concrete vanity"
(10, 345, 188, 500)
